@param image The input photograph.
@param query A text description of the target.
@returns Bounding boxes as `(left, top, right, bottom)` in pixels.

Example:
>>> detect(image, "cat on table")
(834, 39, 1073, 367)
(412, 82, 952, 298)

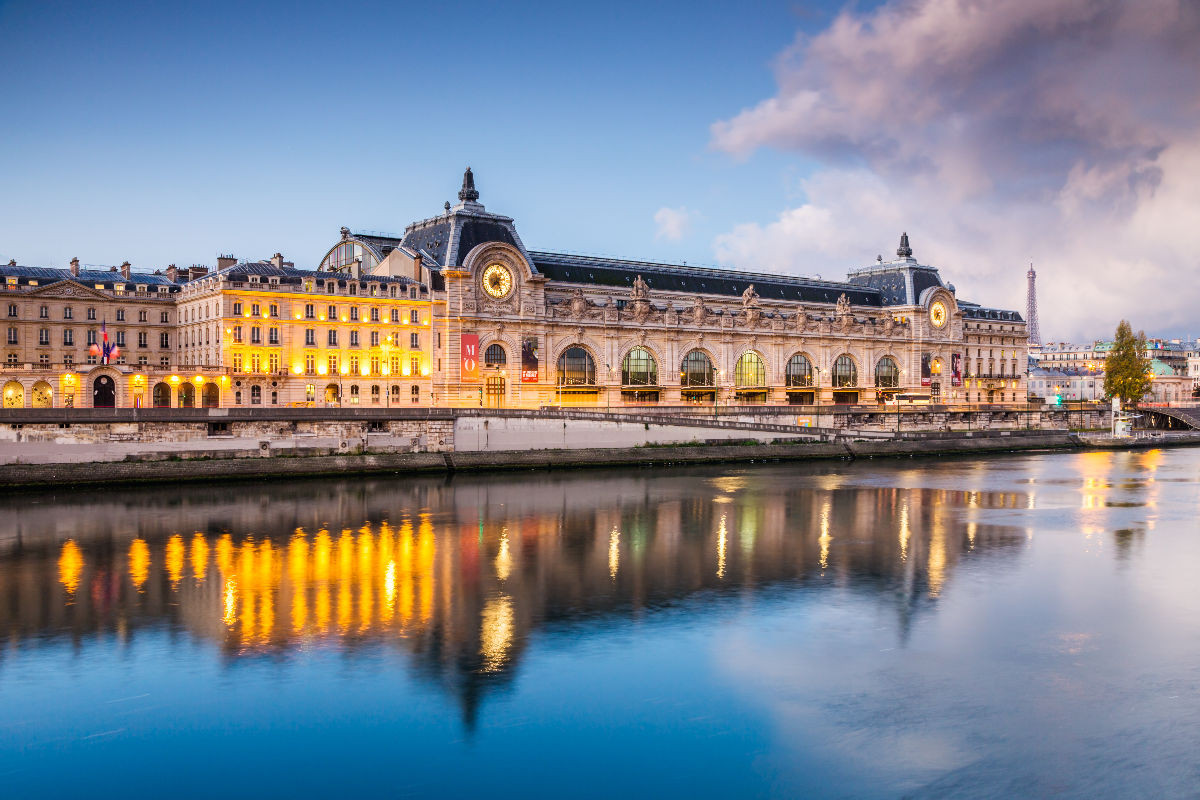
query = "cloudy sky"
(2, 0, 1197, 341)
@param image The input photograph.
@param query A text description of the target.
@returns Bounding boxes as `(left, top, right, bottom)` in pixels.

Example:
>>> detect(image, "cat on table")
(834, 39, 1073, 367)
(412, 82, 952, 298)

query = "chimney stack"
(120, 261, 132, 280)
(189, 265, 209, 281)
(166, 263, 179, 283)
(69, 257, 79, 276)
(270, 252, 285, 268)
(217, 254, 237, 270)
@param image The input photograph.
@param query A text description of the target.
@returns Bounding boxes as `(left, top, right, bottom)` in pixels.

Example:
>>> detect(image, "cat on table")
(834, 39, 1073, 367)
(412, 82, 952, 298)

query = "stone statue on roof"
(631, 274, 649, 300)
(836, 293, 852, 316)
(742, 283, 760, 308)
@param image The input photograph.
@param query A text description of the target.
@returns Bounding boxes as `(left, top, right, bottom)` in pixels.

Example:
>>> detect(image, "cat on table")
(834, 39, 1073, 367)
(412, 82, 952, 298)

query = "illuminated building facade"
(0, 169, 1029, 408)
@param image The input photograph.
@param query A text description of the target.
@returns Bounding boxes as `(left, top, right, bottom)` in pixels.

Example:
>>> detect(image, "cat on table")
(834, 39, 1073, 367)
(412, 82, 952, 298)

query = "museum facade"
(1, 169, 1027, 409)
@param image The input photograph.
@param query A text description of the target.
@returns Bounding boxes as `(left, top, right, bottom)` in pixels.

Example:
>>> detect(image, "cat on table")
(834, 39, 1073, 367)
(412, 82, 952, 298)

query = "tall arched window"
(734, 352, 766, 387)
(622, 347, 657, 386)
(680, 350, 714, 386)
(556, 346, 596, 385)
(153, 382, 171, 408)
(785, 353, 814, 387)
(484, 344, 507, 368)
(875, 356, 900, 388)
(832, 355, 858, 388)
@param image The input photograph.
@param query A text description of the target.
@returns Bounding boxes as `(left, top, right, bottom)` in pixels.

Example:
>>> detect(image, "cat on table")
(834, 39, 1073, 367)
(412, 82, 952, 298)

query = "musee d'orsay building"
(1, 169, 1027, 410)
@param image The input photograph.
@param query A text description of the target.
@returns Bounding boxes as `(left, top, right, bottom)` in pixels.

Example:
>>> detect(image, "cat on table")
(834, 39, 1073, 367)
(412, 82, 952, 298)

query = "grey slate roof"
(0, 264, 179, 289)
(194, 261, 420, 288)
(530, 252, 884, 306)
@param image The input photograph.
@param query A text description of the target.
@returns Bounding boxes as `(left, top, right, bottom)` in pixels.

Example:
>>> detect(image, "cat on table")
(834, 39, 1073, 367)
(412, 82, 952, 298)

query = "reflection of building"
(1, 466, 1030, 721)
(2, 169, 1029, 408)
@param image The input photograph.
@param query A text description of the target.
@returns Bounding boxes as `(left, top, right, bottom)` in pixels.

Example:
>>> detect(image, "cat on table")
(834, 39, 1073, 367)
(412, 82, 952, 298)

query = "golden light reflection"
(716, 513, 727, 579)
(928, 517, 946, 597)
(480, 595, 514, 672)
(898, 501, 910, 562)
(496, 528, 513, 582)
(818, 499, 832, 570)
(608, 527, 620, 580)
(128, 538, 150, 591)
(165, 534, 184, 586)
(223, 578, 237, 627)
(190, 533, 209, 583)
(58, 540, 83, 595)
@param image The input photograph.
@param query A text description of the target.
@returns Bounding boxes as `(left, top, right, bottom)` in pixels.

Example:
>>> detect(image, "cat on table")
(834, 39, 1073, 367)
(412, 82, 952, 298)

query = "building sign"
(521, 337, 539, 383)
(951, 352, 962, 386)
(461, 334, 479, 381)
(920, 353, 932, 387)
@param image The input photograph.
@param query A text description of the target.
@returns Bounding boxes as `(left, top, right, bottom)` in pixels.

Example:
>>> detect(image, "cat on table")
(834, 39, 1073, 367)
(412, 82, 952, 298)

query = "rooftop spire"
(458, 167, 479, 203)
(896, 231, 913, 259)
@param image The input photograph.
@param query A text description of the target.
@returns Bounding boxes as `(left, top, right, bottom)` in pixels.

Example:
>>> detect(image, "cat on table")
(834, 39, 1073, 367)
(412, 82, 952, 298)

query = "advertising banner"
(521, 337, 539, 383)
(951, 353, 962, 387)
(920, 352, 932, 387)
(461, 334, 479, 381)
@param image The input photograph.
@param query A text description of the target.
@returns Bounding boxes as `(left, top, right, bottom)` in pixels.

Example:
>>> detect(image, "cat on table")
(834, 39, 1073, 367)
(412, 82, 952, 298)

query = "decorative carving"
(741, 283, 760, 308)
(882, 315, 895, 336)
(836, 293, 852, 317)
(631, 300, 651, 325)
(689, 300, 707, 326)
(631, 274, 649, 301)
(569, 288, 589, 319)
(791, 311, 808, 332)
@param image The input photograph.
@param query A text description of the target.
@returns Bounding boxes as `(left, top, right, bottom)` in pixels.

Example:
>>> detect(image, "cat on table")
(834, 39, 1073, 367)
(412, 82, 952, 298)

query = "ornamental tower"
(1025, 263, 1041, 345)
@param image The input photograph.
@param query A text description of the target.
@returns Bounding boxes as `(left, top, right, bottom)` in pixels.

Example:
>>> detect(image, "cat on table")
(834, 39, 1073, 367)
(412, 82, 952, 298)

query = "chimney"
(217, 254, 237, 270)
(120, 261, 132, 280)
(69, 257, 79, 276)
(166, 263, 179, 283)
(270, 252, 285, 268)
(189, 265, 209, 281)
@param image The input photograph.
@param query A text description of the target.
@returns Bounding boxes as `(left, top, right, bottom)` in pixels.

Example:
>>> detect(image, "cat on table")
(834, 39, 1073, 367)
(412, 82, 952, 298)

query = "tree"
(1103, 320, 1152, 407)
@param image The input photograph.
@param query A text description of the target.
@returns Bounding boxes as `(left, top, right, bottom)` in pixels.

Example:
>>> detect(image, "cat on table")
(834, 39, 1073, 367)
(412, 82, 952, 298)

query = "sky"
(1, 0, 1197, 342)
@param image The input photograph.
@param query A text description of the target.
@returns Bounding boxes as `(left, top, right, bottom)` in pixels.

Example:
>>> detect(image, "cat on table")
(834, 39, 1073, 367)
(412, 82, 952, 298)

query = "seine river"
(2, 449, 1199, 798)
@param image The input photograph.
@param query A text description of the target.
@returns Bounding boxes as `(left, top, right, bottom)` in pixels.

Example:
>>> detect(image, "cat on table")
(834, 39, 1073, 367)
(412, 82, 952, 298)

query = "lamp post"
(714, 368, 723, 418)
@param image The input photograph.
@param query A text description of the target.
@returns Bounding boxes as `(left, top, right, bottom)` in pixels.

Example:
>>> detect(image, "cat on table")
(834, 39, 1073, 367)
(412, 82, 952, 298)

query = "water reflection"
(0, 450, 1178, 723)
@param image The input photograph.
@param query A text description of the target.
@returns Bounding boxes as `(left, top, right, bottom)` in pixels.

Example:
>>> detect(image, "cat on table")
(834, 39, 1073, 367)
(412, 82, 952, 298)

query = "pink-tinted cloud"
(709, 0, 1200, 340)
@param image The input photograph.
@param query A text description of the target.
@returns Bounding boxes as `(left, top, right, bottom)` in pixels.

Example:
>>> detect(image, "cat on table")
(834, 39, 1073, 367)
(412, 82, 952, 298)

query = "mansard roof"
(195, 261, 419, 287)
(0, 264, 179, 290)
(530, 251, 884, 306)
(959, 304, 1024, 322)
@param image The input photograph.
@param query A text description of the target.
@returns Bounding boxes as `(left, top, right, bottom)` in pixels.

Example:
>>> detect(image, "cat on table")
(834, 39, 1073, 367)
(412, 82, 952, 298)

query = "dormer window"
(137, 284, 147, 292)
(269, 277, 279, 286)
(349, 283, 358, 296)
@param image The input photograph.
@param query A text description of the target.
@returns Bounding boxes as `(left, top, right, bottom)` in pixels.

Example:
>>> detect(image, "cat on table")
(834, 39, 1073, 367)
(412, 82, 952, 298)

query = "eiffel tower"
(1025, 263, 1041, 346)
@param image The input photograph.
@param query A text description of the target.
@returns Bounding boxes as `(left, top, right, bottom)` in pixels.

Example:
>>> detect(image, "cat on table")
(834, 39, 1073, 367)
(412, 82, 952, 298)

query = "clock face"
(482, 263, 513, 299)
(930, 300, 948, 328)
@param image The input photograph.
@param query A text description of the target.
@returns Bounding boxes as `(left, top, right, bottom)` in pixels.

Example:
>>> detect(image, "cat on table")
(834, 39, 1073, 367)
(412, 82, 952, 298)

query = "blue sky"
(3, 0, 1197, 340)
(0, 0, 846, 270)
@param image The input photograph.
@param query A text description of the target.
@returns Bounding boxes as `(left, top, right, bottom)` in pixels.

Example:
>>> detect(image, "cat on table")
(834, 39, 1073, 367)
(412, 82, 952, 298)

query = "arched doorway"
(325, 383, 340, 405)
(680, 349, 716, 404)
(31, 381, 53, 408)
(202, 383, 219, 408)
(93, 375, 115, 408)
(734, 351, 767, 404)
(153, 382, 171, 408)
(2, 381, 24, 409)
(178, 382, 195, 408)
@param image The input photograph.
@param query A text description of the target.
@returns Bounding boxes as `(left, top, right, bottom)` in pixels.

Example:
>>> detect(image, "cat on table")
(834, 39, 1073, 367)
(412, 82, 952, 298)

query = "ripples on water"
(2, 449, 1199, 798)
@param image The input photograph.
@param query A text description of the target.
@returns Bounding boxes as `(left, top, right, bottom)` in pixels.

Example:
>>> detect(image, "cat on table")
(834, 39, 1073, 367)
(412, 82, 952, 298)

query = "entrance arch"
(178, 382, 195, 408)
(202, 383, 219, 408)
(325, 383, 340, 405)
(153, 382, 171, 408)
(31, 381, 53, 408)
(92, 375, 115, 408)
(2, 381, 23, 409)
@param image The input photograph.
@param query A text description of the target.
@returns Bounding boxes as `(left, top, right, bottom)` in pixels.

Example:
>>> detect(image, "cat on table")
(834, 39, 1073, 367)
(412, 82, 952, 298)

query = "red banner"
(461, 334, 479, 381)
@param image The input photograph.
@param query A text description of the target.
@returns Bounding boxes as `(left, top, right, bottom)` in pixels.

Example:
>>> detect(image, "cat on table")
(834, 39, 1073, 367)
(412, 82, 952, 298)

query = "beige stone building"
(1, 169, 1028, 410)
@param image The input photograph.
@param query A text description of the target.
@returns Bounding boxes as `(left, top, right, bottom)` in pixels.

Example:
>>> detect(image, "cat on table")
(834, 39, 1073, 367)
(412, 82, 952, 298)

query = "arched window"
(31, 381, 52, 408)
(3, 381, 24, 408)
(370, 384, 381, 403)
(484, 344, 507, 368)
(325, 384, 339, 404)
(832, 355, 858, 388)
(622, 347, 657, 386)
(250, 385, 262, 405)
(178, 381, 195, 408)
(349, 384, 360, 403)
(875, 356, 900, 388)
(556, 346, 595, 386)
(785, 353, 814, 387)
(202, 383, 219, 408)
(153, 382, 171, 408)
(734, 352, 765, 387)
(680, 350, 714, 387)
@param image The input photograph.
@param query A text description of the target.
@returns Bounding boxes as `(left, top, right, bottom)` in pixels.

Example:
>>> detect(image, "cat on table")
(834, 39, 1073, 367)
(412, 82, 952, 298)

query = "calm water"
(2, 450, 1199, 798)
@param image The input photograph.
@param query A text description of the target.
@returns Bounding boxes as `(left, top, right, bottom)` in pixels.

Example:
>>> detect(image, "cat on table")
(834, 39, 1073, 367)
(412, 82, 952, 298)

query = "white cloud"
(708, 0, 1200, 341)
(654, 206, 696, 241)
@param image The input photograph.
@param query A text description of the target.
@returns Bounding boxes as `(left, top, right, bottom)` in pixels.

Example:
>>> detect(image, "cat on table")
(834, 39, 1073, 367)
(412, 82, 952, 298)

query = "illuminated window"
(875, 356, 899, 388)
(680, 350, 714, 387)
(409, 333, 419, 349)
(622, 347, 657, 386)
(305, 354, 315, 375)
(556, 346, 596, 386)
(370, 330, 379, 347)
(485, 344, 507, 368)
(785, 353, 813, 387)
(832, 355, 858, 388)
(734, 351, 765, 387)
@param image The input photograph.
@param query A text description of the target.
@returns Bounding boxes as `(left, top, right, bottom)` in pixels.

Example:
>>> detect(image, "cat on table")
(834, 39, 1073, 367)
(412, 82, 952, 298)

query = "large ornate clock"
(929, 299, 948, 328)
(482, 263, 513, 299)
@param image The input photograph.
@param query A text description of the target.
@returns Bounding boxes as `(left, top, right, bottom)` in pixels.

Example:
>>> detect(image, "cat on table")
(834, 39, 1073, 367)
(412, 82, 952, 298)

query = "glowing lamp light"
(225, 328, 232, 334)
(194, 376, 205, 385)
(318, 315, 326, 321)
(361, 367, 370, 377)
(401, 367, 411, 377)
(420, 366, 430, 376)
(381, 365, 390, 376)
(339, 364, 349, 376)
(292, 362, 303, 374)
(317, 365, 327, 376)
(243, 311, 250, 318)
(169, 375, 180, 384)
(220, 376, 229, 383)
